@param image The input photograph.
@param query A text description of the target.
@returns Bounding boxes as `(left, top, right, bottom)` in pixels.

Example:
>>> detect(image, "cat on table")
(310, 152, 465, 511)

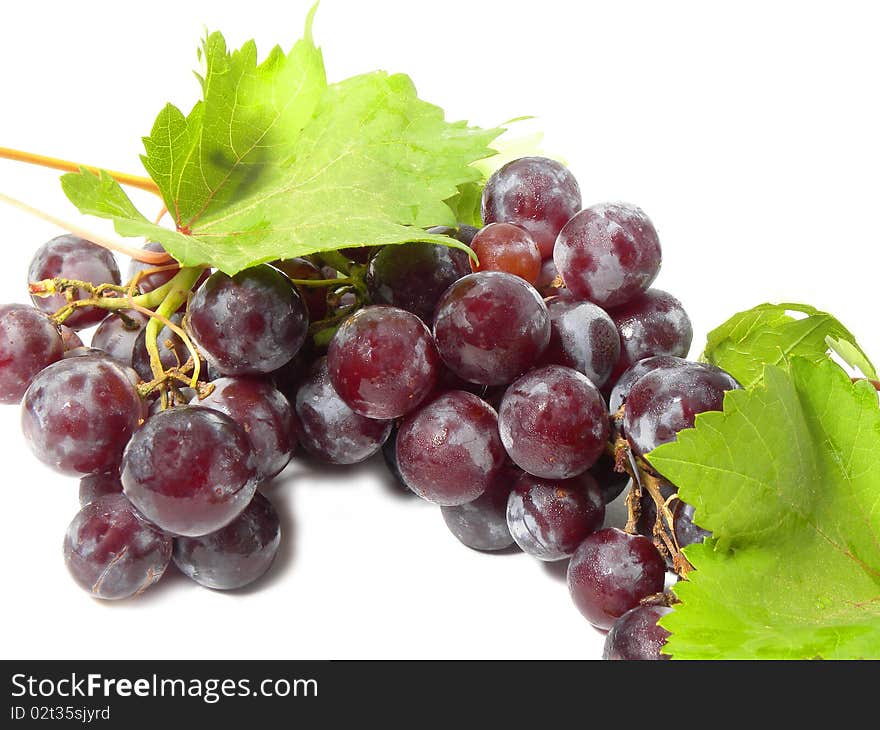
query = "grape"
(173, 491, 281, 590)
(131, 314, 191, 381)
(506, 472, 604, 560)
(608, 289, 693, 382)
(59, 325, 83, 351)
(603, 605, 672, 660)
(294, 358, 392, 465)
(91, 311, 150, 366)
(608, 355, 688, 413)
(469, 223, 541, 283)
(273, 257, 329, 321)
(433, 272, 550, 385)
(554, 203, 661, 308)
(589, 451, 630, 504)
(624, 362, 740, 457)
(191, 377, 295, 480)
(536, 258, 564, 297)
(539, 296, 620, 387)
(126, 242, 178, 294)
(365, 241, 470, 322)
(79, 471, 123, 506)
(328, 306, 439, 419)
(63, 494, 172, 600)
(121, 406, 258, 537)
(28, 234, 121, 330)
(188, 265, 309, 376)
(498, 365, 609, 479)
(22, 357, 143, 475)
(441, 463, 521, 551)
(567, 528, 667, 629)
(676, 502, 711, 546)
(0, 304, 64, 404)
(481, 157, 581, 258)
(396, 390, 506, 506)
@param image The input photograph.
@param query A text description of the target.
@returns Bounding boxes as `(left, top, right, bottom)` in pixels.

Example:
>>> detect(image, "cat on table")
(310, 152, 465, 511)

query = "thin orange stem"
(153, 205, 168, 225)
(0, 191, 168, 264)
(0, 146, 161, 196)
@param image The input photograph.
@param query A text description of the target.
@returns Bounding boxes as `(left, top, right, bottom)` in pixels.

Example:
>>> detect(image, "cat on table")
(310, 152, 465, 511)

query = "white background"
(0, 0, 877, 659)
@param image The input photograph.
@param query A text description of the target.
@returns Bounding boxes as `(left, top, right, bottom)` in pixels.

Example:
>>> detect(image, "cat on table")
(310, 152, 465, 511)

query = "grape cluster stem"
(609, 408, 694, 577)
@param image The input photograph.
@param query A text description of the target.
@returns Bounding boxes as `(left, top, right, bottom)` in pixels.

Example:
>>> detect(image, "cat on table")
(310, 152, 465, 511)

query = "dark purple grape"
(433, 272, 550, 385)
(173, 491, 281, 590)
(270, 347, 313, 396)
(498, 365, 609, 479)
(328, 306, 439, 419)
(0, 304, 64, 404)
(470, 223, 541, 283)
(554, 203, 661, 308)
(59, 325, 83, 351)
(28, 235, 121, 329)
(365, 241, 470, 322)
(63, 494, 172, 600)
(79, 471, 123, 506)
(624, 362, 740, 457)
(191, 377, 295, 480)
(121, 406, 258, 536)
(608, 355, 688, 413)
(604, 605, 672, 660)
(539, 296, 620, 388)
(131, 314, 191, 381)
(609, 289, 693, 382)
(126, 242, 178, 294)
(675, 502, 712, 547)
(441, 463, 521, 551)
(481, 157, 581, 258)
(294, 358, 391, 464)
(567, 528, 666, 629)
(22, 357, 143, 475)
(426, 225, 480, 246)
(397, 390, 506, 506)
(91, 311, 150, 366)
(589, 451, 630, 504)
(273, 257, 329, 321)
(506, 472, 604, 560)
(188, 265, 309, 376)
(536, 258, 564, 297)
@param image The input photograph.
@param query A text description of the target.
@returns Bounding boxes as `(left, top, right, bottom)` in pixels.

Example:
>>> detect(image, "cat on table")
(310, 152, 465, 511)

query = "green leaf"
(444, 181, 483, 228)
(826, 335, 878, 380)
(61, 8, 502, 274)
(701, 302, 874, 389)
(648, 358, 880, 659)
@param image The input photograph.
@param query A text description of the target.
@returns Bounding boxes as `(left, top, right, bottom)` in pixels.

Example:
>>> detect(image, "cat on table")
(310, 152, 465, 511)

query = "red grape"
(396, 390, 506, 506)
(328, 306, 439, 419)
(567, 528, 666, 629)
(469, 223, 541, 283)
(433, 272, 550, 385)
(498, 365, 609, 479)
(121, 406, 258, 536)
(0, 304, 64, 404)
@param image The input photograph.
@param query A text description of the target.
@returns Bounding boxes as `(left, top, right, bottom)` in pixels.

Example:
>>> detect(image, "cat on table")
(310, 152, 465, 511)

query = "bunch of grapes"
(0, 156, 739, 660)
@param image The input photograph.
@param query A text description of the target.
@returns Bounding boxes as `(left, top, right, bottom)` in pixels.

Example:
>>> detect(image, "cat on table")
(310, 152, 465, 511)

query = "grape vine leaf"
(60, 7, 502, 274)
(701, 302, 873, 389)
(648, 357, 880, 659)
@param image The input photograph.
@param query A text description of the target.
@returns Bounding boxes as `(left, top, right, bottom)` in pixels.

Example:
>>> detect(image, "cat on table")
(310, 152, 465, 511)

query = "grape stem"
(608, 408, 693, 577)
(0, 191, 170, 263)
(141, 267, 205, 387)
(289, 276, 353, 288)
(0, 146, 161, 195)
